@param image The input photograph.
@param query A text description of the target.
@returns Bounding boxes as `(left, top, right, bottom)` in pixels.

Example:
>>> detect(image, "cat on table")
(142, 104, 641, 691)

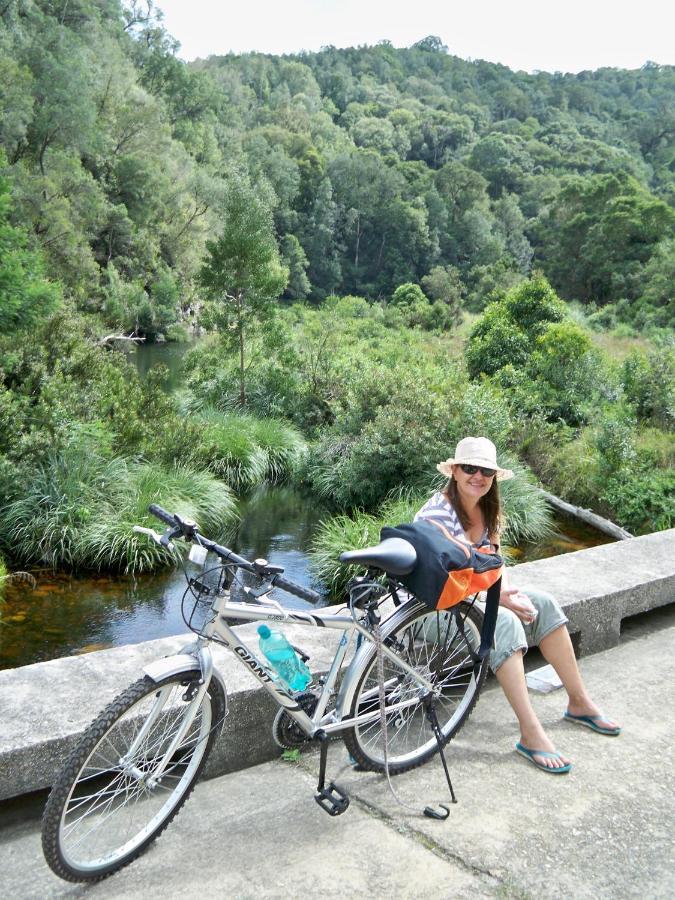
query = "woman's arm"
(491, 534, 537, 623)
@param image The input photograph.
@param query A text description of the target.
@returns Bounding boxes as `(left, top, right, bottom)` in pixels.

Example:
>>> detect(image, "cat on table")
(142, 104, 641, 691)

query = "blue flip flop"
(564, 711, 621, 736)
(515, 742, 572, 774)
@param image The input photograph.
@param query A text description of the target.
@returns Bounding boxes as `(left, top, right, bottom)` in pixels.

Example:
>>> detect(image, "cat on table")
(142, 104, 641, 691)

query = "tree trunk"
(237, 292, 245, 406)
(354, 212, 361, 269)
(539, 490, 633, 540)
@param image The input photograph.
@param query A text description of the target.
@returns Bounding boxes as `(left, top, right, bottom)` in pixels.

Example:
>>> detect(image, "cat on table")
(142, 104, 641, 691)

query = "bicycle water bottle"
(257, 625, 311, 691)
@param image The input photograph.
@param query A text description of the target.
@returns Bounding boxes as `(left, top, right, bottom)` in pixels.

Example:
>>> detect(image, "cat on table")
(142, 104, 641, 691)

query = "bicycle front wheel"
(42, 672, 225, 883)
(343, 599, 487, 773)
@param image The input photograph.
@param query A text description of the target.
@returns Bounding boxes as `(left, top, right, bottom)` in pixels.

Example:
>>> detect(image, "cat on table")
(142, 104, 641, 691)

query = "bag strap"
(479, 577, 502, 659)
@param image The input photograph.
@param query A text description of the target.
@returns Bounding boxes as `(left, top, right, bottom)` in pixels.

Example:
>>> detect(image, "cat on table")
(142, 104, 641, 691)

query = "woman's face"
(451, 464, 495, 503)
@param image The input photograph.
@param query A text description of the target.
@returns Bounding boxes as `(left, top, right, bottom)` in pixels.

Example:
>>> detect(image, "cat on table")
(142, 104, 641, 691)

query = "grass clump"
(0, 434, 237, 573)
(168, 407, 307, 490)
(80, 462, 238, 573)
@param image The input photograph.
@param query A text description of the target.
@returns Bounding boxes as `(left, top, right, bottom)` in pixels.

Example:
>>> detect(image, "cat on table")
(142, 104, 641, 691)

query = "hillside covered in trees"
(0, 1, 673, 577)
(2, 1, 674, 329)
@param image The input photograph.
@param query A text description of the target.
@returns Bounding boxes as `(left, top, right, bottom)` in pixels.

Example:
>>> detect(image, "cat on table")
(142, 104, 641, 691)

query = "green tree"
(537, 173, 675, 304)
(280, 234, 311, 300)
(198, 180, 288, 405)
(421, 265, 465, 326)
(0, 166, 60, 333)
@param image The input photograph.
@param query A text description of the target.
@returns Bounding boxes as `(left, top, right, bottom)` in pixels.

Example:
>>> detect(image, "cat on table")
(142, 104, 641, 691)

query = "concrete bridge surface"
(1, 603, 673, 899)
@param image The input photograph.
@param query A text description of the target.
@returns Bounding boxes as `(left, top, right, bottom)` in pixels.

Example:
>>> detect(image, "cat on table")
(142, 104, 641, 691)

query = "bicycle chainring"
(272, 691, 319, 750)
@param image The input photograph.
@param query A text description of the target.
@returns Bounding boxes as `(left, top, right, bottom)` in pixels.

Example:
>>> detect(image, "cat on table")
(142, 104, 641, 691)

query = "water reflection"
(231, 483, 328, 606)
(128, 340, 195, 393)
(0, 484, 330, 670)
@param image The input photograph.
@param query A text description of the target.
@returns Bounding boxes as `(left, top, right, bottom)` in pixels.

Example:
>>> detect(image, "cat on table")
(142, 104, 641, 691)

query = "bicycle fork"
(121, 646, 214, 791)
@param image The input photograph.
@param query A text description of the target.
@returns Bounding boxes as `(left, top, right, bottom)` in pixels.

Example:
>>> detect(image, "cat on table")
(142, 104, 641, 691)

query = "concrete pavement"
(1, 603, 673, 899)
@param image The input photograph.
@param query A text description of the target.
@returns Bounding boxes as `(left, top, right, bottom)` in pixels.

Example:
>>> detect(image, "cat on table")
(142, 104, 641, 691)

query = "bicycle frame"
(144, 587, 438, 747)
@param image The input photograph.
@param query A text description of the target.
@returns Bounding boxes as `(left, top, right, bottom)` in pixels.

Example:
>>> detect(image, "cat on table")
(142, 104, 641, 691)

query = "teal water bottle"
(257, 624, 311, 691)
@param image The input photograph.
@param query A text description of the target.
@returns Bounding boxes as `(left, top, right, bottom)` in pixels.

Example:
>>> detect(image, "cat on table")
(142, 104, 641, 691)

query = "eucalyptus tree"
(198, 179, 288, 405)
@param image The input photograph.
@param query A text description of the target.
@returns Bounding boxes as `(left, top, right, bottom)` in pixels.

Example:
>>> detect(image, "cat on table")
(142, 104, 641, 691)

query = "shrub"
(390, 283, 429, 307)
(622, 349, 675, 429)
(601, 468, 674, 534)
(465, 274, 566, 378)
(165, 323, 191, 343)
(529, 321, 603, 426)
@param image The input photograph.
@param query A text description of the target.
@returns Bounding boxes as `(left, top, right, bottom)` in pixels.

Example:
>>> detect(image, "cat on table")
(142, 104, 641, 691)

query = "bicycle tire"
(343, 599, 487, 774)
(42, 672, 225, 883)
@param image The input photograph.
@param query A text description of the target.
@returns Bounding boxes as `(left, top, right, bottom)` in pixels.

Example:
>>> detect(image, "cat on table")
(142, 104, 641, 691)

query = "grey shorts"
(478, 587, 568, 673)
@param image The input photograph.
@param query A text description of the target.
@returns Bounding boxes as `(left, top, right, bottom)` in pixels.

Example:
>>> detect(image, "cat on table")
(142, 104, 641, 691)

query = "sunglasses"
(459, 464, 497, 478)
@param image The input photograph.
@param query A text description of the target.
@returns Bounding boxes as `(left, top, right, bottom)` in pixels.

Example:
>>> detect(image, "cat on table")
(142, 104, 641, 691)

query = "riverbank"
(2, 600, 673, 899)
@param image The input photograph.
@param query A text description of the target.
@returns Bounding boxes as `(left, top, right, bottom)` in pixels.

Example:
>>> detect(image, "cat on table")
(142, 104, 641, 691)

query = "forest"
(0, 0, 673, 586)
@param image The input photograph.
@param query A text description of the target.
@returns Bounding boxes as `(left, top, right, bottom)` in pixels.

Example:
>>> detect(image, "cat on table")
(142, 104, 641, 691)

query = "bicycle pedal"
(314, 782, 350, 816)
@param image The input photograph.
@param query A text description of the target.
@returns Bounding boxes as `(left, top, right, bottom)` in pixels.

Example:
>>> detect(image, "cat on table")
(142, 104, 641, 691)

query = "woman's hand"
(500, 588, 538, 624)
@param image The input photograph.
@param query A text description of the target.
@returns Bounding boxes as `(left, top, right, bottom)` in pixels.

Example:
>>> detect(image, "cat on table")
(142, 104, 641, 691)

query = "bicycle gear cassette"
(272, 691, 318, 749)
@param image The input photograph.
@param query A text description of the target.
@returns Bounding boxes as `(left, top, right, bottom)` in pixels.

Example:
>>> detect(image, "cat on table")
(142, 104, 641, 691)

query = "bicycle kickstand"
(314, 731, 350, 817)
(423, 698, 456, 820)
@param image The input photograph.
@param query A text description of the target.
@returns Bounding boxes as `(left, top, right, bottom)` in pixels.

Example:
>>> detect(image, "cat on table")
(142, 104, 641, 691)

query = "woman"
(415, 436, 621, 773)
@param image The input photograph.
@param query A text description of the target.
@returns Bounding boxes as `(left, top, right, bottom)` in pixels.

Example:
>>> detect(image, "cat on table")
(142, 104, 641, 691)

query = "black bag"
(380, 521, 503, 659)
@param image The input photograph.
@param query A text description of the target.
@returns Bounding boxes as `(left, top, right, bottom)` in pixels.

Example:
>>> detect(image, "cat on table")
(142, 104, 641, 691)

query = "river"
(0, 343, 612, 669)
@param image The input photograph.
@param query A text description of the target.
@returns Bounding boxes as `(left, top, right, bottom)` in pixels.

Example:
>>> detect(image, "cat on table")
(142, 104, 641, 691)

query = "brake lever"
(132, 525, 175, 551)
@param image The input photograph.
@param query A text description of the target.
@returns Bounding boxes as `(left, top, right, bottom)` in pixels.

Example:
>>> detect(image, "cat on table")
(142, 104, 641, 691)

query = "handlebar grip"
(272, 575, 322, 605)
(148, 504, 177, 526)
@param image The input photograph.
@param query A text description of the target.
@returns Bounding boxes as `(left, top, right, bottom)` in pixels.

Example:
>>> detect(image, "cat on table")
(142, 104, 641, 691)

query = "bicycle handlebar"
(147, 504, 323, 605)
(148, 503, 178, 527)
(271, 574, 322, 604)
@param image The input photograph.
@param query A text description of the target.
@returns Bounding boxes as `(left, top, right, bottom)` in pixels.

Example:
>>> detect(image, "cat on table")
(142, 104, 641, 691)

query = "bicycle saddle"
(339, 538, 417, 575)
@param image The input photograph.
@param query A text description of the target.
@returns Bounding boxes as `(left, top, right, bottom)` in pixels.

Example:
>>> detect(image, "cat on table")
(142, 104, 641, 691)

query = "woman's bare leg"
(539, 625, 620, 730)
(495, 650, 570, 769)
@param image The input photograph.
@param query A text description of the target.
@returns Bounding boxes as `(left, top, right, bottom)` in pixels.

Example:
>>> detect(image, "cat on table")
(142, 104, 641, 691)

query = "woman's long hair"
(444, 476, 502, 540)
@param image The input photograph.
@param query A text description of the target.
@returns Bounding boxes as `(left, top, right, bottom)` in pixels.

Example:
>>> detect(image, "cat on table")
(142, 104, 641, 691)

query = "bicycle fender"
(144, 653, 201, 682)
(143, 653, 228, 728)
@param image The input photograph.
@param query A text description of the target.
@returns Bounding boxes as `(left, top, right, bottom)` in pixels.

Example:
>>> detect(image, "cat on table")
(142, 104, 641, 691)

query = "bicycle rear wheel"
(343, 599, 487, 773)
(42, 672, 225, 883)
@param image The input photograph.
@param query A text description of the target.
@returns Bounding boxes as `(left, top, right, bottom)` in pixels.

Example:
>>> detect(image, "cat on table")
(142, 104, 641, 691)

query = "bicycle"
(42, 503, 497, 883)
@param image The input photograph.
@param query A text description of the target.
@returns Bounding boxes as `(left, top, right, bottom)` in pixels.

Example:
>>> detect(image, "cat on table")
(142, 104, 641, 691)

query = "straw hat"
(436, 437, 514, 481)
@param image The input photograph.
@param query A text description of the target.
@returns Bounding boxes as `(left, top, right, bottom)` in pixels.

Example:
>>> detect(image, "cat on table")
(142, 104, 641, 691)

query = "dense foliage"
(1, 2, 673, 332)
(0, 2, 672, 577)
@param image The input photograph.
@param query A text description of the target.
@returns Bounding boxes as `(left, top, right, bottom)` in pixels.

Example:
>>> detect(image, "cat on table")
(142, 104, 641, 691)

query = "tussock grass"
(80, 462, 238, 573)
(188, 407, 307, 489)
(0, 438, 237, 573)
(498, 456, 555, 547)
(0, 441, 129, 570)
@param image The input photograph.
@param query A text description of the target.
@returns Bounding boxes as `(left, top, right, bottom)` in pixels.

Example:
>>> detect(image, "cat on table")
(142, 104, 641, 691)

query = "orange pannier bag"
(380, 520, 503, 610)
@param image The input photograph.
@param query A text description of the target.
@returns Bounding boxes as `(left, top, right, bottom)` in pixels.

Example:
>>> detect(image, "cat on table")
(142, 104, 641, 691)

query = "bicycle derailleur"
(271, 690, 319, 750)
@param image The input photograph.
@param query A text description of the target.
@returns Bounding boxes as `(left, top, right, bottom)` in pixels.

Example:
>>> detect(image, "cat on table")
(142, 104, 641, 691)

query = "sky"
(154, 0, 674, 74)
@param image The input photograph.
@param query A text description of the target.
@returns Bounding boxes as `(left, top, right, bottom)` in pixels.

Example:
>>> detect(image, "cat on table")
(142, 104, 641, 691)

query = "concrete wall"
(1, 528, 673, 802)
